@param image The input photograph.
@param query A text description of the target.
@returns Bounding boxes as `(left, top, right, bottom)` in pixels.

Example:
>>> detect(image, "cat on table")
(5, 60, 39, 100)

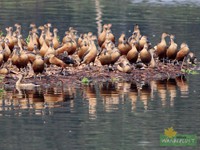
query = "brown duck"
(166, 35, 178, 61)
(55, 37, 74, 55)
(127, 42, 139, 64)
(175, 43, 190, 62)
(78, 38, 89, 60)
(5, 27, 15, 50)
(117, 56, 132, 73)
(98, 49, 111, 66)
(40, 34, 49, 57)
(81, 36, 98, 65)
(3, 38, 11, 62)
(53, 28, 60, 49)
(139, 43, 151, 66)
(32, 54, 45, 79)
(98, 24, 108, 47)
(155, 33, 169, 60)
(138, 36, 148, 51)
(118, 33, 131, 55)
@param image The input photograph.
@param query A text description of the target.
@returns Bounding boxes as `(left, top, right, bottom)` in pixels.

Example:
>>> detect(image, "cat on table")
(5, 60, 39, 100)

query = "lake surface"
(0, 0, 200, 149)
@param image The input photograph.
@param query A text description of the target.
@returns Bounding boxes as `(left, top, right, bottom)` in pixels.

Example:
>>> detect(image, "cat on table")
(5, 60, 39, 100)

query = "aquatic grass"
(0, 88, 4, 93)
(181, 69, 199, 75)
(26, 35, 30, 44)
(81, 77, 89, 84)
(0, 30, 4, 36)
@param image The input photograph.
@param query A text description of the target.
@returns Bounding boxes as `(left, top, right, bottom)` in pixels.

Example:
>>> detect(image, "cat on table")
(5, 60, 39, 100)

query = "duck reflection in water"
(0, 76, 189, 116)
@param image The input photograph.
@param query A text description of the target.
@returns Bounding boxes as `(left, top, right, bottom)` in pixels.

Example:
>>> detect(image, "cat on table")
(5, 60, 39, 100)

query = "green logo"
(160, 127, 197, 146)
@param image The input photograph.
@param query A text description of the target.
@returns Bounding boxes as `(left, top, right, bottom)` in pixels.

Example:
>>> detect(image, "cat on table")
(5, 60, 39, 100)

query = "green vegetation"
(0, 30, 4, 36)
(181, 69, 199, 75)
(81, 77, 89, 84)
(26, 35, 30, 44)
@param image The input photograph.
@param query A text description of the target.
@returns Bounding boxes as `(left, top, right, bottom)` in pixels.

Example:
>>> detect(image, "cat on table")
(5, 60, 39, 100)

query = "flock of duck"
(0, 23, 197, 85)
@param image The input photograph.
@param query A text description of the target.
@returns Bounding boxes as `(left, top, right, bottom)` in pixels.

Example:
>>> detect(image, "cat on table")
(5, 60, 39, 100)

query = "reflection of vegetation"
(181, 69, 199, 75)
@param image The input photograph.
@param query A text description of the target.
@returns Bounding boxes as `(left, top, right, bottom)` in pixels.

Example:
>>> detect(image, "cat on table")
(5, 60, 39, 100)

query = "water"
(0, 0, 200, 149)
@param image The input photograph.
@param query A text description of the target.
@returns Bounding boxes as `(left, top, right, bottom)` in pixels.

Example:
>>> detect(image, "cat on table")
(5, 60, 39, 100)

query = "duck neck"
(161, 36, 166, 44)
(54, 31, 58, 38)
(16, 75, 23, 86)
(170, 38, 174, 44)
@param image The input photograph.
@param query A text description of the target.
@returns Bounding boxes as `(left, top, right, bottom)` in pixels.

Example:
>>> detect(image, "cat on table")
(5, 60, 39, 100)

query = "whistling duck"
(27, 31, 34, 51)
(47, 54, 67, 73)
(140, 43, 151, 66)
(53, 28, 60, 49)
(44, 38, 56, 57)
(138, 36, 148, 51)
(127, 42, 139, 64)
(110, 44, 121, 65)
(98, 49, 111, 66)
(166, 35, 178, 61)
(149, 48, 156, 68)
(118, 33, 131, 55)
(39, 34, 49, 57)
(15, 74, 40, 89)
(25, 49, 36, 63)
(128, 32, 139, 49)
(187, 52, 197, 65)
(45, 23, 52, 45)
(30, 23, 39, 44)
(3, 38, 11, 62)
(155, 33, 169, 60)
(18, 48, 29, 70)
(101, 29, 115, 49)
(78, 38, 89, 60)
(5, 27, 14, 50)
(14, 23, 21, 36)
(133, 24, 141, 41)
(17, 35, 24, 51)
(56, 37, 73, 55)
(32, 31, 39, 48)
(81, 36, 98, 65)
(62, 27, 77, 43)
(78, 33, 87, 47)
(98, 24, 108, 47)
(38, 26, 45, 46)
(32, 54, 44, 79)
(175, 43, 190, 62)
(11, 46, 20, 69)
(117, 56, 132, 73)
(106, 24, 115, 43)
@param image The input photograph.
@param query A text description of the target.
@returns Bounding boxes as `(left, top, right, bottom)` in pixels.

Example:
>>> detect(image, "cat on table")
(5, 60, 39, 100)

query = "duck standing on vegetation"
(175, 42, 190, 62)
(155, 33, 169, 61)
(81, 36, 98, 66)
(127, 42, 139, 64)
(166, 35, 178, 62)
(118, 33, 131, 55)
(117, 55, 132, 73)
(139, 43, 152, 66)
